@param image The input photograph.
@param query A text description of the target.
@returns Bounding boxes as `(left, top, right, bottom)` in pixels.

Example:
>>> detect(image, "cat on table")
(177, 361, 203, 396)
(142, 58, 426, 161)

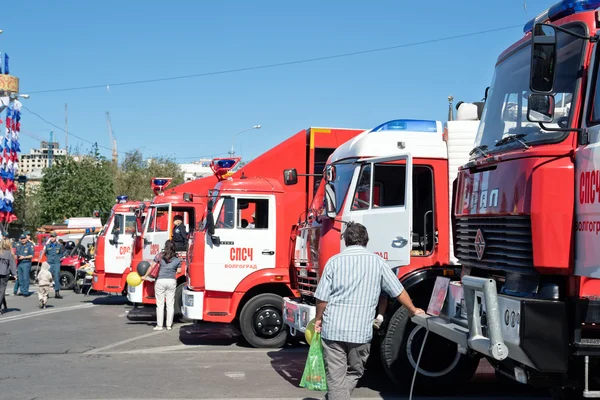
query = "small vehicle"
(74, 260, 95, 295)
(59, 228, 97, 290)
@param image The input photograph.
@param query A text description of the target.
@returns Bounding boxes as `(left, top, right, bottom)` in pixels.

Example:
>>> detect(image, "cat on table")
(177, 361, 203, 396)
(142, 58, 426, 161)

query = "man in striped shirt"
(314, 222, 424, 400)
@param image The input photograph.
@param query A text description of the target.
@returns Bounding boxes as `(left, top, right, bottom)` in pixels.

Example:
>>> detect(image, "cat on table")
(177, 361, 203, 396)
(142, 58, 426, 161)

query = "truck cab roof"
(215, 176, 284, 195)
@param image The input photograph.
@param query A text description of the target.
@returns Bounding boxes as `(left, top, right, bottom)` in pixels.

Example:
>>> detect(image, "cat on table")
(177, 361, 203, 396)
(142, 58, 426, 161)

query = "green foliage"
(115, 149, 184, 201)
(13, 185, 44, 232)
(39, 144, 115, 224)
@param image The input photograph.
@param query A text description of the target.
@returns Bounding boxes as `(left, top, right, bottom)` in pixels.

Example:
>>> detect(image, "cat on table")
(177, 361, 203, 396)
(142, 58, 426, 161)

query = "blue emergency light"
(117, 195, 129, 203)
(370, 119, 438, 133)
(153, 179, 169, 187)
(524, 0, 600, 33)
(216, 159, 236, 169)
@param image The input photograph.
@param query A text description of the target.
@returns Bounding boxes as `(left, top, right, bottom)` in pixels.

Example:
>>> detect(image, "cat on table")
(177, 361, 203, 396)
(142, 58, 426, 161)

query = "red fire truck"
(410, 2, 600, 398)
(181, 127, 365, 347)
(282, 114, 482, 387)
(92, 197, 149, 296)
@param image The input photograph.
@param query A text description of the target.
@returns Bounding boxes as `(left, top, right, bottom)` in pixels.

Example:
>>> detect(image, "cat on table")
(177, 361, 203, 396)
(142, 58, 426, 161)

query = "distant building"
(179, 158, 213, 182)
(19, 141, 67, 174)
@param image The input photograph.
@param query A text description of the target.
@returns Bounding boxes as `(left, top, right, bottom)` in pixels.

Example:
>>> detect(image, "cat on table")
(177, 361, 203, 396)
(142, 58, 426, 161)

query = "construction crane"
(105, 111, 118, 164)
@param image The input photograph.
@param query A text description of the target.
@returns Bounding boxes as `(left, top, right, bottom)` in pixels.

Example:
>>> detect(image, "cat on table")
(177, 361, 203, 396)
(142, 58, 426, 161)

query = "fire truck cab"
(283, 115, 482, 388)
(92, 197, 147, 295)
(411, 2, 600, 398)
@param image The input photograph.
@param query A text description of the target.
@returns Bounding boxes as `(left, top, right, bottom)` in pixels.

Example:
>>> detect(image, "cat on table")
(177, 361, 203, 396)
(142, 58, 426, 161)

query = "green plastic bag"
(300, 332, 328, 391)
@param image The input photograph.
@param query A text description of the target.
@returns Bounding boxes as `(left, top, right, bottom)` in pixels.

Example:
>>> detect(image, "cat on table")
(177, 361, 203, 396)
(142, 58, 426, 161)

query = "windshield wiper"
(494, 133, 530, 149)
(469, 145, 489, 157)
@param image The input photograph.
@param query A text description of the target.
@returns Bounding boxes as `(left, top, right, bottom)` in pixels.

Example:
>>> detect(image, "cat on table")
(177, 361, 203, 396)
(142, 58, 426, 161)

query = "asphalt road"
(0, 284, 551, 400)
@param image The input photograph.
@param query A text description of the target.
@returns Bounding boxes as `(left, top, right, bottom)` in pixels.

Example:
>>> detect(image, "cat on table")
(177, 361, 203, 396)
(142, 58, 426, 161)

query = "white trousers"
(155, 278, 177, 328)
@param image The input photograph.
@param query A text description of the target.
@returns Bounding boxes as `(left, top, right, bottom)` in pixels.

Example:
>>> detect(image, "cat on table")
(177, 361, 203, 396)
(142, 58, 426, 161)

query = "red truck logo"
(579, 170, 600, 204)
(150, 244, 160, 255)
(230, 248, 253, 261)
(119, 246, 131, 255)
(375, 251, 389, 260)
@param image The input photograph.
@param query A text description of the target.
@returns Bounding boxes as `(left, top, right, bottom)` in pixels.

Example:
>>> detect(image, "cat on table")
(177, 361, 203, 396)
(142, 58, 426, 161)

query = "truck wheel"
(550, 388, 584, 400)
(381, 305, 479, 389)
(59, 271, 75, 290)
(174, 283, 191, 323)
(239, 293, 287, 348)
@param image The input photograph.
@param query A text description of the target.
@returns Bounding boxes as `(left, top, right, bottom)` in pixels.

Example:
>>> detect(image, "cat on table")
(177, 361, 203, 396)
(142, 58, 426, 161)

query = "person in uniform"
(24, 231, 34, 246)
(172, 215, 188, 251)
(15, 234, 34, 297)
(39, 232, 63, 299)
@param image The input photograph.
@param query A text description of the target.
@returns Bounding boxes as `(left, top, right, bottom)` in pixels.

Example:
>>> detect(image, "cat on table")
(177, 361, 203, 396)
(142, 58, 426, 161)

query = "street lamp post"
(229, 125, 261, 156)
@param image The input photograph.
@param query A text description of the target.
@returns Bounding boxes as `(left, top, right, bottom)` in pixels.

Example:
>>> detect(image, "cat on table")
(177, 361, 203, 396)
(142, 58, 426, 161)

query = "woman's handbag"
(147, 253, 163, 280)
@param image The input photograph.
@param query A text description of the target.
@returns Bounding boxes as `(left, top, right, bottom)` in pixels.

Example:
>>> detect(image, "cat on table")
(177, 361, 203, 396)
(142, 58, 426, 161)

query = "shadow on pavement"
(83, 294, 130, 306)
(1, 307, 22, 314)
(177, 322, 250, 347)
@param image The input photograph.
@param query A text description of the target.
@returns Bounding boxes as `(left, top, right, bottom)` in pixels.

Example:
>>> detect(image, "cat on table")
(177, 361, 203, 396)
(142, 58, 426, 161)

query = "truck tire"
(550, 388, 583, 400)
(174, 283, 191, 323)
(381, 305, 479, 389)
(59, 270, 75, 290)
(239, 293, 287, 348)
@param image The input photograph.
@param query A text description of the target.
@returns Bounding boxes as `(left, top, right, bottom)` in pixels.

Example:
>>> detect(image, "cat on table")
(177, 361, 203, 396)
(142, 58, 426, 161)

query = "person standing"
(142, 240, 181, 331)
(36, 262, 54, 308)
(15, 234, 34, 297)
(172, 216, 188, 251)
(0, 238, 17, 314)
(314, 222, 424, 400)
(39, 232, 63, 299)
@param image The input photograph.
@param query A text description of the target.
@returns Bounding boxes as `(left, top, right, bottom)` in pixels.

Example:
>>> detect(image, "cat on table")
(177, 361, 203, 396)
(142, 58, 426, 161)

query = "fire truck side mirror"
(530, 23, 557, 94)
(206, 212, 215, 236)
(527, 94, 555, 123)
(283, 168, 298, 186)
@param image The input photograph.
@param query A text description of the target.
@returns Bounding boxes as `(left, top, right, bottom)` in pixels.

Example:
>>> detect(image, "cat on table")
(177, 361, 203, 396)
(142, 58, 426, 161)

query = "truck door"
(204, 195, 276, 293)
(142, 204, 172, 264)
(104, 213, 137, 275)
(576, 42, 600, 279)
(342, 155, 413, 267)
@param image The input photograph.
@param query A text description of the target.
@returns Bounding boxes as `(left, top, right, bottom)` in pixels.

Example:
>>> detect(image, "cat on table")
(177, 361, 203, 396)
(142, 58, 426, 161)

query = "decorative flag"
(0, 53, 2, 74)
(3, 54, 9, 75)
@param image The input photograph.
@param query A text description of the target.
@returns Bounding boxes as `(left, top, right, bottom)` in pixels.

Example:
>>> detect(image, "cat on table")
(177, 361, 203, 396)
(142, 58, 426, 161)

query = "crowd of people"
(0, 230, 70, 314)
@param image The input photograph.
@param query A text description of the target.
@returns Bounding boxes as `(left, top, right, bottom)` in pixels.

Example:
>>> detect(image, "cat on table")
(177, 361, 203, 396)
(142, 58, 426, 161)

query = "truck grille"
(455, 216, 533, 271)
(296, 268, 318, 295)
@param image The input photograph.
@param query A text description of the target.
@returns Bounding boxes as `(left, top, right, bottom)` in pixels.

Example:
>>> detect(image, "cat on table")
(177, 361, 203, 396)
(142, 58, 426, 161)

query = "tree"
(39, 144, 115, 224)
(115, 150, 184, 201)
(13, 184, 44, 232)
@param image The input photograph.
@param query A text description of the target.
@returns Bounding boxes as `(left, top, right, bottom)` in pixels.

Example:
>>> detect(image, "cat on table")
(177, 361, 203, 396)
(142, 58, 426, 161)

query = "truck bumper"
(181, 287, 204, 320)
(412, 275, 569, 379)
(282, 297, 316, 336)
(92, 272, 104, 291)
(127, 283, 144, 304)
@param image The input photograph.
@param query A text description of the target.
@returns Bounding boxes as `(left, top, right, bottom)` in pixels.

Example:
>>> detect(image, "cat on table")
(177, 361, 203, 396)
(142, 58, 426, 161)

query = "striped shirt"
(314, 245, 404, 344)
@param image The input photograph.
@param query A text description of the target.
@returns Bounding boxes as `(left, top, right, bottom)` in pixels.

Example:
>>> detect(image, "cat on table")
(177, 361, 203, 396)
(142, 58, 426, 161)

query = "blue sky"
(2, 0, 552, 162)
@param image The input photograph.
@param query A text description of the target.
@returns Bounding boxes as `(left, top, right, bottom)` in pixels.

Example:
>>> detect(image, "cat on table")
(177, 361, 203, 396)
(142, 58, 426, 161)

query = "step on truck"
(411, 2, 600, 398)
(92, 196, 149, 296)
(181, 127, 365, 347)
(282, 113, 482, 388)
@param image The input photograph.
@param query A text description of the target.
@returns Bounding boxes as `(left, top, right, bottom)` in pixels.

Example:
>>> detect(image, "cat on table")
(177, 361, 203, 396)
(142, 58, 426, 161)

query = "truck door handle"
(262, 250, 275, 255)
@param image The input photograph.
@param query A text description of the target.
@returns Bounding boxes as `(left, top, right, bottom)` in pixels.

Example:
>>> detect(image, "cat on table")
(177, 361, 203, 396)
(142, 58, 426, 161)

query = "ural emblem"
(474, 229, 486, 260)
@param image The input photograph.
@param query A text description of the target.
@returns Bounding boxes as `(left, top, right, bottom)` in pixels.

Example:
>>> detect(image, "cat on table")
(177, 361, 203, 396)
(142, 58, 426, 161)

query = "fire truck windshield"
(328, 161, 356, 214)
(474, 23, 585, 152)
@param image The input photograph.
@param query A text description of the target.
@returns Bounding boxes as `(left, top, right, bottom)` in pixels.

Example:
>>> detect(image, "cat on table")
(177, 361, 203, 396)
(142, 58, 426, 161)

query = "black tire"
(174, 283, 191, 323)
(59, 270, 75, 290)
(239, 293, 287, 348)
(550, 387, 584, 400)
(381, 305, 480, 390)
(29, 264, 40, 284)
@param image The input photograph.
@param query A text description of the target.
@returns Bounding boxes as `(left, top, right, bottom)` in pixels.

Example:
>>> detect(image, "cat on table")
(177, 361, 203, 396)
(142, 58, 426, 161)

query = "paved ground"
(0, 283, 551, 400)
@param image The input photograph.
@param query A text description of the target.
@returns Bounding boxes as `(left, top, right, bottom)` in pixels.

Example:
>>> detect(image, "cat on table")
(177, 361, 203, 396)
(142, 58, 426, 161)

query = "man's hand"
(314, 319, 322, 333)
(409, 307, 426, 316)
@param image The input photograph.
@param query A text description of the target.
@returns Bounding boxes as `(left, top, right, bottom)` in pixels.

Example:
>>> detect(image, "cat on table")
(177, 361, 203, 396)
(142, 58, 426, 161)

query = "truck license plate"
(286, 309, 295, 324)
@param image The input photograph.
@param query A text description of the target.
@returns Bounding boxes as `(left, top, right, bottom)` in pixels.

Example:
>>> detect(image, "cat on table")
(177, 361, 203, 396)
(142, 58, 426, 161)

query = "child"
(36, 262, 54, 309)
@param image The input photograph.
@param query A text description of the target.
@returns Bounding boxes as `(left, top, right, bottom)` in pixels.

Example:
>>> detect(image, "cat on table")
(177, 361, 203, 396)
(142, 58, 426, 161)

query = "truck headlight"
(185, 294, 194, 307)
